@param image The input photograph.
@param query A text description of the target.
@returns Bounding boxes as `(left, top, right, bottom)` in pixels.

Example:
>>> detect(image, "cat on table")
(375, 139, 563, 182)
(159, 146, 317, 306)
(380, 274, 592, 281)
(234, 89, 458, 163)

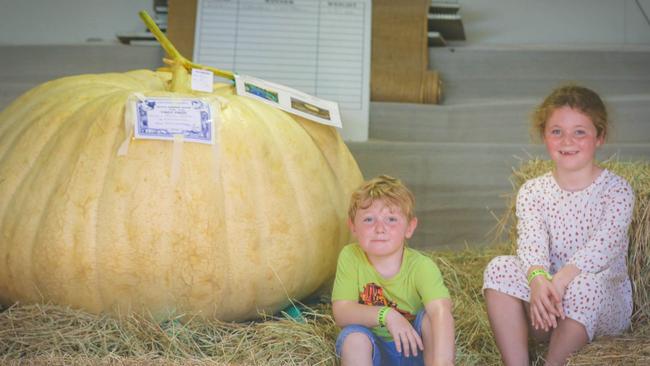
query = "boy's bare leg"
(340, 332, 373, 366)
(544, 318, 588, 366)
(485, 289, 529, 366)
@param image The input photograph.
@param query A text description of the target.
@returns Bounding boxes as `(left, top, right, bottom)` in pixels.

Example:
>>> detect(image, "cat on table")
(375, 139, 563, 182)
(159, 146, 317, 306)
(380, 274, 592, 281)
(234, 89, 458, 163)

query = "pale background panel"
(1, 0, 649, 46)
(0, 0, 153, 45)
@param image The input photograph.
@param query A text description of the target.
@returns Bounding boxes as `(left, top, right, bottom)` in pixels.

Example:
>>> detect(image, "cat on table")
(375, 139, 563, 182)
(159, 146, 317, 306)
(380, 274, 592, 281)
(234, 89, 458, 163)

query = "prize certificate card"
(133, 97, 214, 144)
(193, 0, 371, 141)
(235, 74, 342, 128)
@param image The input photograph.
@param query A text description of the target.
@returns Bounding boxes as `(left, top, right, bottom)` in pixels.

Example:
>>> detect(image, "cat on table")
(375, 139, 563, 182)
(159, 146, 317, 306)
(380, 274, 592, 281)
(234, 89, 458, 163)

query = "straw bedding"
(1, 159, 648, 365)
(0, 301, 339, 365)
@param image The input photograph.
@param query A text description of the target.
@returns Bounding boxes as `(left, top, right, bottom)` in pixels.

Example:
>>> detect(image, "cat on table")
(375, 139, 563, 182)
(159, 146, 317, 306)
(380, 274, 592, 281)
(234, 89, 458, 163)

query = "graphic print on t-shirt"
(359, 282, 415, 321)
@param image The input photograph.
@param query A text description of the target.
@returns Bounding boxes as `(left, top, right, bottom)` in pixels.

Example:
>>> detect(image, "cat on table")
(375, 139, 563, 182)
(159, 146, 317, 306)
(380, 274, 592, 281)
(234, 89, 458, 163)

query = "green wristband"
(528, 269, 552, 284)
(377, 306, 391, 327)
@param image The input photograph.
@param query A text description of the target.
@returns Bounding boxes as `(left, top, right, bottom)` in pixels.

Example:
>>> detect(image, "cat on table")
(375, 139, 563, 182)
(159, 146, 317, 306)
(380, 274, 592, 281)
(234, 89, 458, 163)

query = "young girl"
(483, 85, 635, 366)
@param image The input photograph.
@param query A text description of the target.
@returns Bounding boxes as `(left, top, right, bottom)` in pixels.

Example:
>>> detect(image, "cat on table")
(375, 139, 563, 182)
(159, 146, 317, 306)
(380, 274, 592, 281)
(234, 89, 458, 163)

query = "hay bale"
(567, 322, 650, 365)
(2, 354, 230, 366)
(434, 246, 505, 365)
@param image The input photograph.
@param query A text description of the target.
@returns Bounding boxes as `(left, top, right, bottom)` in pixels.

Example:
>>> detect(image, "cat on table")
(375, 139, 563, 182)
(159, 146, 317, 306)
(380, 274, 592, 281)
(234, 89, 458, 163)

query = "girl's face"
(543, 106, 604, 174)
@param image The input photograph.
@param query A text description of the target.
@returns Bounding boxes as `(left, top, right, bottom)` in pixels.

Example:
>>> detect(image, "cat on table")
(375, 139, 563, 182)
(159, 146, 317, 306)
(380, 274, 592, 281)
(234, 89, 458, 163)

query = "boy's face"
(348, 199, 417, 260)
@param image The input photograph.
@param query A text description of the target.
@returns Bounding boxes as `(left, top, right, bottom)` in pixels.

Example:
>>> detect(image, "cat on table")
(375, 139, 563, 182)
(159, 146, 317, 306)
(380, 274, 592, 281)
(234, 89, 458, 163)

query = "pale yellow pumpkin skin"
(0, 70, 363, 321)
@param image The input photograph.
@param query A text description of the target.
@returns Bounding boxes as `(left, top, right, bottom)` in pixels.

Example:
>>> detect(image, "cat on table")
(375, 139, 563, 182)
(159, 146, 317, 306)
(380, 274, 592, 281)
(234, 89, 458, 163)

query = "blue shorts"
(335, 309, 426, 366)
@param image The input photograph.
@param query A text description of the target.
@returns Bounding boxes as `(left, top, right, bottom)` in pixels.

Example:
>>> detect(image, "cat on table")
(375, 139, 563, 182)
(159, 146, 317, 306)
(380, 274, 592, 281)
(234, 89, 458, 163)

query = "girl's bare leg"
(525, 305, 552, 343)
(544, 318, 588, 366)
(485, 289, 529, 366)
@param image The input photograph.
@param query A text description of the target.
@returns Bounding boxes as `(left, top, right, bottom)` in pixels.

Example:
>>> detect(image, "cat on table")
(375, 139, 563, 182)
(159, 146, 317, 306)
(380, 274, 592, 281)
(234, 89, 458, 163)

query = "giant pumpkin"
(0, 18, 363, 321)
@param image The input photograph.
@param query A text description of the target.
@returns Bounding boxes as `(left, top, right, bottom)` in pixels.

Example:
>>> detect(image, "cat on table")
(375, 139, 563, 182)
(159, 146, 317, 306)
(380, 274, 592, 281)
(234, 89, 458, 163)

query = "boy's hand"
(384, 308, 424, 357)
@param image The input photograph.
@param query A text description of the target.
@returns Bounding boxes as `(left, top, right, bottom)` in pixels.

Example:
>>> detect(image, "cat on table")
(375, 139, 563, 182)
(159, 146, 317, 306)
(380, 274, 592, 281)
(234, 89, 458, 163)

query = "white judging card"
(193, 0, 371, 141)
(235, 74, 342, 128)
(191, 69, 214, 93)
(133, 97, 214, 144)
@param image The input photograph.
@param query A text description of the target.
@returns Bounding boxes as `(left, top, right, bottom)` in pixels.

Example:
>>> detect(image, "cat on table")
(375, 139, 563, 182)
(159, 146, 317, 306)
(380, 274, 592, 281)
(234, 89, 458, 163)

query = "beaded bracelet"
(528, 269, 552, 284)
(377, 306, 391, 327)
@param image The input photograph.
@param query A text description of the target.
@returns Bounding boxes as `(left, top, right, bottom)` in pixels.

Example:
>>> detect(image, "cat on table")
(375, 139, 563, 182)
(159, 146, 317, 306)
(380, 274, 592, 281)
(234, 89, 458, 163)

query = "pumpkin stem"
(138, 10, 235, 86)
(166, 58, 192, 93)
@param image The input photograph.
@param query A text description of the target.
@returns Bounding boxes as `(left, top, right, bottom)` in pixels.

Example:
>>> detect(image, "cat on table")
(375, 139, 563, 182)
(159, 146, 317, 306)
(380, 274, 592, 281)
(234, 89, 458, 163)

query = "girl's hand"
(552, 264, 581, 304)
(550, 276, 568, 318)
(529, 276, 562, 331)
(547, 264, 579, 320)
(384, 308, 424, 357)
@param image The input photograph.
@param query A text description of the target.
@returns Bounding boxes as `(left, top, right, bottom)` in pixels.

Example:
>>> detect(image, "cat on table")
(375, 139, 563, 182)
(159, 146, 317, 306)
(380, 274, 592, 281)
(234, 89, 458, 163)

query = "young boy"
(332, 175, 455, 366)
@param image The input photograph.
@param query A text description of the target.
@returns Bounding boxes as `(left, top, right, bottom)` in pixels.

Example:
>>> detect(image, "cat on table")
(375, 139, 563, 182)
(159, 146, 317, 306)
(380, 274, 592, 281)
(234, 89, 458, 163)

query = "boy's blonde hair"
(531, 84, 608, 141)
(348, 175, 416, 221)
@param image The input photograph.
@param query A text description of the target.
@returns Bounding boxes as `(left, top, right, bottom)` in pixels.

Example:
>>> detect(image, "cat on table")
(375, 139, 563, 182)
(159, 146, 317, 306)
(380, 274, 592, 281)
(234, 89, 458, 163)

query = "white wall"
(1, 0, 649, 46)
(458, 0, 650, 46)
(0, 0, 153, 45)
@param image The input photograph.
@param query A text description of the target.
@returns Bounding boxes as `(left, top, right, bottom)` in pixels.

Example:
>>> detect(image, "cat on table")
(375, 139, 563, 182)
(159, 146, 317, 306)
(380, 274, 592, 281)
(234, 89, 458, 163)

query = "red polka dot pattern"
(483, 170, 634, 341)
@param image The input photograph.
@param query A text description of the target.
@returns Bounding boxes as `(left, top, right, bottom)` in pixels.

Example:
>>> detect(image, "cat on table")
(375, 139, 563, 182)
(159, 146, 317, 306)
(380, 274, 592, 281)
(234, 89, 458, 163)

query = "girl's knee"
(484, 288, 499, 303)
(485, 289, 528, 325)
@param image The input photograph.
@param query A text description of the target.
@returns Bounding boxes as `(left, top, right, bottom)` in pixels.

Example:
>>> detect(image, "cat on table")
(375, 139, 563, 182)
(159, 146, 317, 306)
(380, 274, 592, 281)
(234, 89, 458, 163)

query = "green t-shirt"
(331, 243, 450, 340)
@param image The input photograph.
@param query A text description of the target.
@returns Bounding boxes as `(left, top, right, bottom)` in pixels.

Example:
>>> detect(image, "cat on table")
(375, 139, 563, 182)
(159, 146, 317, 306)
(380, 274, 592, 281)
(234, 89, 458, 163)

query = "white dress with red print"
(483, 169, 634, 341)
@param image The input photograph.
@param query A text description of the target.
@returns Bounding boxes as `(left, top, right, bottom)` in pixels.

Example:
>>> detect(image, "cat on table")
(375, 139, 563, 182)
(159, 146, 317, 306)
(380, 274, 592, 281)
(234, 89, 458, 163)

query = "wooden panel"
(167, 0, 198, 59)
(371, 0, 440, 104)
